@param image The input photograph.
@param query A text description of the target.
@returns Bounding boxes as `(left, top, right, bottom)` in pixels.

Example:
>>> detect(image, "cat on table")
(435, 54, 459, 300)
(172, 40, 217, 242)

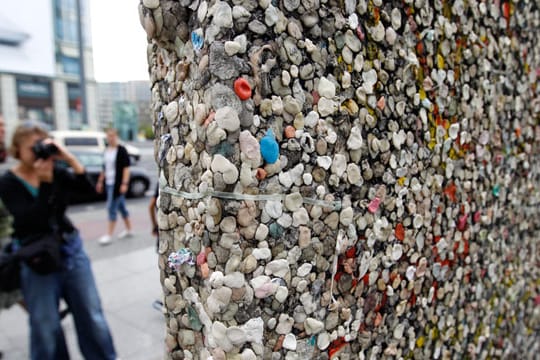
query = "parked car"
(50, 130, 141, 163)
(60, 149, 150, 204)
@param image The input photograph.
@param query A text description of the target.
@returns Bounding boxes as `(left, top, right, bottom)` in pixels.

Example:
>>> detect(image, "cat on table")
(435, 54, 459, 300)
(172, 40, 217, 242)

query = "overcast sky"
(89, 0, 149, 82)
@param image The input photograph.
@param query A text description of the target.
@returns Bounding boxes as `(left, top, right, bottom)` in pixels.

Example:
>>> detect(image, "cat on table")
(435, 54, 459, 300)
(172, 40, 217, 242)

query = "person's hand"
(40, 138, 69, 161)
(96, 181, 103, 193)
(43, 138, 86, 174)
(120, 183, 128, 194)
(34, 157, 54, 183)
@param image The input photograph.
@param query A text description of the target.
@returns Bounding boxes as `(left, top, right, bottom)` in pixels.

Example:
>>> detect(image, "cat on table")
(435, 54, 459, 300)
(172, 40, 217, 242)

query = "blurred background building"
(0, 0, 150, 143)
(97, 81, 151, 141)
(0, 0, 98, 141)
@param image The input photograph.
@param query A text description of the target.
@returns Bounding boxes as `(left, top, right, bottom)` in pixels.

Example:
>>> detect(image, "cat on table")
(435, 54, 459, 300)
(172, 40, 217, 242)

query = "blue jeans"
(106, 184, 129, 222)
(20, 237, 116, 360)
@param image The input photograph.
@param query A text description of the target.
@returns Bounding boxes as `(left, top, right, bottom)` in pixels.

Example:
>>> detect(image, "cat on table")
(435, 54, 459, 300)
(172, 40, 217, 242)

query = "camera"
(32, 141, 59, 159)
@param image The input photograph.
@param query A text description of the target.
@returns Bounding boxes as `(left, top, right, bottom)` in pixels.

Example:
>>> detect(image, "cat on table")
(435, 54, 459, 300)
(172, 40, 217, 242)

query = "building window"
(63, 0, 77, 12)
(56, 0, 76, 13)
(55, 17, 78, 43)
(67, 83, 86, 129)
(62, 56, 80, 75)
(54, 0, 79, 43)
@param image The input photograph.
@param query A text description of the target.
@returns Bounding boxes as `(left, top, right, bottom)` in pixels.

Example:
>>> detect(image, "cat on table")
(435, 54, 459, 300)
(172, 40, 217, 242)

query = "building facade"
(97, 80, 151, 140)
(0, 0, 98, 142)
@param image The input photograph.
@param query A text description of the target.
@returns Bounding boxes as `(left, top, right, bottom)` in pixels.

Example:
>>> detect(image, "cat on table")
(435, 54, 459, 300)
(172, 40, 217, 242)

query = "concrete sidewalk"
(0, 245, 166, 360)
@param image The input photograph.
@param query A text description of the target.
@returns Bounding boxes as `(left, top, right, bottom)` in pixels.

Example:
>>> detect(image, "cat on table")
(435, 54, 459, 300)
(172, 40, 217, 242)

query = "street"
(69, 196, 158, 261)
(67, 140, 160, 259)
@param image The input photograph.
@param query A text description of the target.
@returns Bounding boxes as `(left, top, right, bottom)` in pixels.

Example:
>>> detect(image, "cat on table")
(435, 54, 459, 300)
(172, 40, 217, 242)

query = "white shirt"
(104, 148, 118, 186)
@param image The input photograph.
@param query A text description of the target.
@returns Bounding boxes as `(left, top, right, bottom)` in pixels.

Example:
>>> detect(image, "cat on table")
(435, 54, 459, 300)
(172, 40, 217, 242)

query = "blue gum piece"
(260, 129, 279, 164)
(191, 31, 203, 50)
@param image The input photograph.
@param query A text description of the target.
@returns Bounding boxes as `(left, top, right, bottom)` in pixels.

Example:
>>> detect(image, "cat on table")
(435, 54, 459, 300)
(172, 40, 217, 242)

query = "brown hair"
(9, 121, 49, 159)
(105, 127, 118, 135)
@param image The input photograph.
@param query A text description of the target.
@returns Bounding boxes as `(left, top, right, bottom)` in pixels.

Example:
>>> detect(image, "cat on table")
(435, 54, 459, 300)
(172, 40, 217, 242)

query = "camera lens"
(32, 141, 59, 159)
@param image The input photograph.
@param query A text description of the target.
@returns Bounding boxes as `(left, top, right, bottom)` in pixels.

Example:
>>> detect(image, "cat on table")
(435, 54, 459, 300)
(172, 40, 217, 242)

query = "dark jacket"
(0, 167, 94, 241)
(110, 145, 131, 198)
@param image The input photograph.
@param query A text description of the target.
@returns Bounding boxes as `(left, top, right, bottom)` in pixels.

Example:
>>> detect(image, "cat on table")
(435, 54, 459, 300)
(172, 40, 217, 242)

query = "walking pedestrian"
(0, 121, 117, 360)
(96, 128, 133, 245)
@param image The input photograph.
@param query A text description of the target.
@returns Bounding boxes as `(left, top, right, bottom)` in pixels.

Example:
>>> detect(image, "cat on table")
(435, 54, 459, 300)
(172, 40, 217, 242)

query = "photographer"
(0, 122, 116, 360)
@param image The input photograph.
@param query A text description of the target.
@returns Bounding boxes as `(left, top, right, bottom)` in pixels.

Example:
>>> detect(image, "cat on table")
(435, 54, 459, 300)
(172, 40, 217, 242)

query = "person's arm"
(61, 153, 84, 175)
(149, 184, 159, 236)
(47, 140, 95, 194)
(41, 138, 85, 175)
(118, 146, 130, 194)
(96, 165, 105, 194)
(96, 173, 104, 190)
(119, 166, 130, 194)
(149, 196, 158, 236)
(55, 166, 96, 195)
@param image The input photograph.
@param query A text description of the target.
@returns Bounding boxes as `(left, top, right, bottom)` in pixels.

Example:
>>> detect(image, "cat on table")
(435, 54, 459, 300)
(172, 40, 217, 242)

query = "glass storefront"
(16, 78, 54, 129)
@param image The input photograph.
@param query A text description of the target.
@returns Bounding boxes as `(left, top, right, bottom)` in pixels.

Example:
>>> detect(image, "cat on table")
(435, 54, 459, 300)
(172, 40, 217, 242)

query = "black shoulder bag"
(17, 215, 63, 275)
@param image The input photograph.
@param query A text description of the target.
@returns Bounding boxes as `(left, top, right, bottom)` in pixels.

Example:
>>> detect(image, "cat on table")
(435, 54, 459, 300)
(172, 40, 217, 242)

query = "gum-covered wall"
(140, 0, 540, 358)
